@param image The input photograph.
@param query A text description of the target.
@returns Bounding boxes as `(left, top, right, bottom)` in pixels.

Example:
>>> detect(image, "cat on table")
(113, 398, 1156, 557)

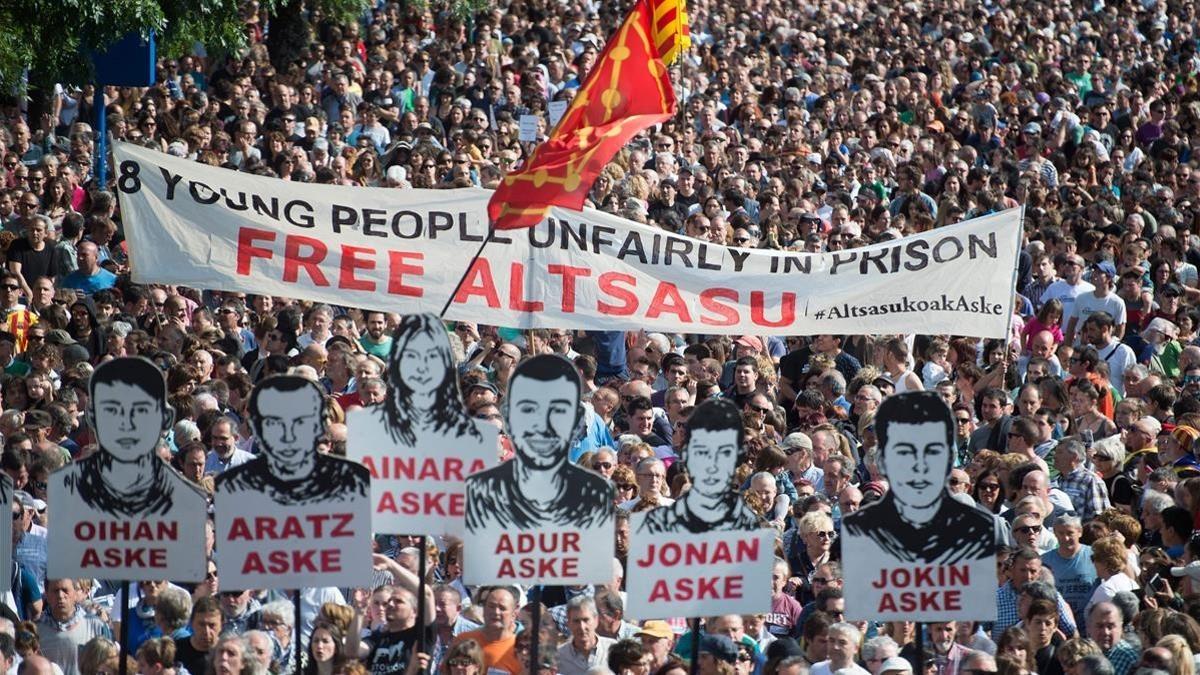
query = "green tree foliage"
(0, 0, 372, 94)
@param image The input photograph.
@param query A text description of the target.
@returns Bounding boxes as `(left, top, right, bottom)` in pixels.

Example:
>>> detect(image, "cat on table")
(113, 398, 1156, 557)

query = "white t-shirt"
(1041, 279, 1096, 322)
(1097, 339, 1137, 397)
(1070, 292, 1127, 339)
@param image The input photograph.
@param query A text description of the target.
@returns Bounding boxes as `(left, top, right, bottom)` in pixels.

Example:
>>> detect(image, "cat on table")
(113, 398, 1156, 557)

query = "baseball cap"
(699, 635, 739, 664)
(12, 490, 36, 509)
(880, 657, 914, 674)
(468, 381, 500, 396)
(45, 329, 77, 345)
(1139, 416, 1164, 437)
(781, 432, 813, 452)
(1023, 121, 1042, 134)
(1142, 317, 1179, 341)
(1092, 260, 1117, 277)
(636, 621, 674, 640)
(1162, 283, 1184, 298)
(735, 335, 764, 353)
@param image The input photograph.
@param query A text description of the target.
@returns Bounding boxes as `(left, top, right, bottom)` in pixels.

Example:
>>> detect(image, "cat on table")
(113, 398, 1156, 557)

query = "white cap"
(879, 657, 913, 674)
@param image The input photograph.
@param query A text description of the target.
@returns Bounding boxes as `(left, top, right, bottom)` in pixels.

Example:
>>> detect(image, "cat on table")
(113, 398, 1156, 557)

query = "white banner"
(113, 142, 1021, 337)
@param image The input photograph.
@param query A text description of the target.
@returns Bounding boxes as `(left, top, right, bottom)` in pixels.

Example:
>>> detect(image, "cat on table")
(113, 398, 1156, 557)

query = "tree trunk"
(267, 0, 310, 75)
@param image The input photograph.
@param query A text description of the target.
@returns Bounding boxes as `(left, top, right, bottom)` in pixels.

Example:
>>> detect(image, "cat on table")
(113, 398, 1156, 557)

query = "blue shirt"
(1041, 545, 1097, 620)
(60, 268, 117, 294)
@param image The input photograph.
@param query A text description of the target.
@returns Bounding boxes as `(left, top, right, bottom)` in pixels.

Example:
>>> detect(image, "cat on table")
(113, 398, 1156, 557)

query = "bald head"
(1030, 331, 1056, 358)
(18, 655, 54, 675)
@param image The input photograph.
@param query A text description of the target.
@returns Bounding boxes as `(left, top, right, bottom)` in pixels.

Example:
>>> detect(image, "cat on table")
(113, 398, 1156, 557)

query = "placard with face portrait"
(625, 398, 774, 620)
(215, 375, 372, 590)
(464, 354, 614, 585)
(347, 313, 496, 537)
(47, 357, 208, 581)
(841, 390, 1000, 621)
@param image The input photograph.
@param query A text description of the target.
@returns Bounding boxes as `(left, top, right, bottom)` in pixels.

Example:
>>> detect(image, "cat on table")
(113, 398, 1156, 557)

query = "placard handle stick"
(417, 535, 429, 665)
(528, 587, 542, 675)
(294, 590, 303, 674)
(118, 581, 130, 675)
(689, 617, 701, 675)
(915, 622, 924, 674)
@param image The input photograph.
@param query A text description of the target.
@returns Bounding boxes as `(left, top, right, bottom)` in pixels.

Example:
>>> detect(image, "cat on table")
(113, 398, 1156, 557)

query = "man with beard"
(359, 311, 393, 360)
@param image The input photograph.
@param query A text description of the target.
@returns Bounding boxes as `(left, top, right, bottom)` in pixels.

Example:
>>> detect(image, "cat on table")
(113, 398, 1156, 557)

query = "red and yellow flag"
(649, 0, 691, 64)
(487, 0, 679, 230)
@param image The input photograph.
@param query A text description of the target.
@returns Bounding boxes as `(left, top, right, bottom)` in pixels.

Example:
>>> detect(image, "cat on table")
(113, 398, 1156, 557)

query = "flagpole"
(438, 232, 492, 319)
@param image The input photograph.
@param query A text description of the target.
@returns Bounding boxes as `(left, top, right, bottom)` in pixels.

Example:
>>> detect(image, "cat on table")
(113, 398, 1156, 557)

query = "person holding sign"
(348, 313, 495, 536)
(216, 375, 371, 589)
(464, 354, 614, 585)
(841, 390, 1000, 622)
(48, 357, 207, 580)
(635, 398, 762, 534)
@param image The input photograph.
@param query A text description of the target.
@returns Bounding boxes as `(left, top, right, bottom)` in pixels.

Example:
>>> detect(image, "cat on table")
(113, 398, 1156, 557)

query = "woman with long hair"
(374, 314, 491, 449)
(305, 622, 347, 675)
(971, 468, 1006, 514)
(439, 638, 485, 675)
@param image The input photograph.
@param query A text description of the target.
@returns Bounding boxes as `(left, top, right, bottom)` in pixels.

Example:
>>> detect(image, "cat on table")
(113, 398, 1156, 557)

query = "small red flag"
(487, 0, 678, 230)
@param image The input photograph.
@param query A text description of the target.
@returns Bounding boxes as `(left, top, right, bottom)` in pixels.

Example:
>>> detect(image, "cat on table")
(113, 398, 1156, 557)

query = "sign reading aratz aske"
(626, 399, 773, 620)
(464, 355, 614, 585)
(215, 376, 372, 590)
(347, 313, 496, 537)
(841, 391, 1000, 621)
(48, 358, 207, 581)
(113, 142, 1020, 338)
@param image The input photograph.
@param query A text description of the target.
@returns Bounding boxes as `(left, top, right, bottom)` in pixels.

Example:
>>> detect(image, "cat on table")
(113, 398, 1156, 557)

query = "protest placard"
(347, 313, 496, 537)
(548, 101, 569, 127)
(215, 376, 372, 590)
(519, 115, 540, 141)
(626, 398, 773, 619)
(113, 142, 1021, 338)
(48, 358, 208, 581)
(464, 355, 614, 585)
(841, 391, 1000, 621)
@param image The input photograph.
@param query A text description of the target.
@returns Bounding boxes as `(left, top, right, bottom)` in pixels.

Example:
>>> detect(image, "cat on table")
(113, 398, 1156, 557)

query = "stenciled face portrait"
(92, 381, 169, 462)
(397, 329, 446, 398)
(254, 385, 323, 466)
(879, 421, 952, 509)
(686, 427, 739, 499)
(507, 374, 579, 470)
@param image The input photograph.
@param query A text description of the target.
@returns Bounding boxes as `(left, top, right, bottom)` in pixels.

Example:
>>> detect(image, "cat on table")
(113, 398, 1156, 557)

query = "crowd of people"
(4, 0, 1200, 673)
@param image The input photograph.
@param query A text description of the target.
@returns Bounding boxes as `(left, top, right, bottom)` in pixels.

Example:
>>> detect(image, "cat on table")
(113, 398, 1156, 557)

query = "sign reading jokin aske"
(842, 391, 1000, 621)
(1, 474, 12, 593)
(215, 376, 372, 590)
(464, 354, 614, 585)
(48, 357, 208, 580)
(626, 398, 773, 620)
(347, 313, 496, 537)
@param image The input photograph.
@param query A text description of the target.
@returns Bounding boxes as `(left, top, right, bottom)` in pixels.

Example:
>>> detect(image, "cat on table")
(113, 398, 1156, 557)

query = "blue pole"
(94, 86, 107, 188)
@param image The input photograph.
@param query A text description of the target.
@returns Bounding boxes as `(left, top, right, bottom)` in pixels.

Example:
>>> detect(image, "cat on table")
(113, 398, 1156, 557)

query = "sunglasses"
(978, 482, 1001, 491)
(615, 483, 635, 491)
(1015, 525, 1043, 535)
(814, 530, 836, 539)
(11, 511, 21, 520)
(594, 462, 613, 469)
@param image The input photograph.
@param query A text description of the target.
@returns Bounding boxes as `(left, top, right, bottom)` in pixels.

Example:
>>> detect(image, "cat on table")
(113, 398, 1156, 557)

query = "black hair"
(247, 375, 325, 429)
(383, 314, 480, 446)
(875, 390, 955, 457)
(1161, 506, 1193, 539)
(89, 356, 167, 403)
(684, 398, 745, 450)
